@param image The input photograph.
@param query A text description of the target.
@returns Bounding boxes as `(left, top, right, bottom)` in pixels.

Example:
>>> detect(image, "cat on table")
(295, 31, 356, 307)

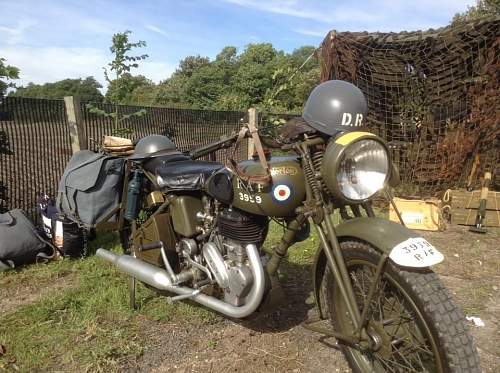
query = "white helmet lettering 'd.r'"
(340, 113, 364, 127)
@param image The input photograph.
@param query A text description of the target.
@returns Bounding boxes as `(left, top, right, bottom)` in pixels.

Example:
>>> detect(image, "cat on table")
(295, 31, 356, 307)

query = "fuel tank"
(228, 156, 305, 217)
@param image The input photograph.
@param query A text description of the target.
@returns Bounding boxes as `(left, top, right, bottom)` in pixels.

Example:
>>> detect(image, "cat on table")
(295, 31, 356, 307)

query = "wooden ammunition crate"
(448, 189, 500, 227)
(389, 198, 443, 231)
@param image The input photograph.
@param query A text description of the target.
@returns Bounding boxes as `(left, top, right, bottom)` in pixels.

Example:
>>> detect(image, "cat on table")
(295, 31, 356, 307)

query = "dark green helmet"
(302, 80, 368, 136)
(130, 135, 178, 160)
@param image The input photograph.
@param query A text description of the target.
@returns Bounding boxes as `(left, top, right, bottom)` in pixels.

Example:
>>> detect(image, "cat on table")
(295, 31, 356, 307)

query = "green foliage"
(90, 30, 149, 135)
(0, 57, 20, 96)
(152, 43, 319, 113)
(104, 73, 153, 105)
(452, 0, 500, 24)
(11, 76, 103, 101)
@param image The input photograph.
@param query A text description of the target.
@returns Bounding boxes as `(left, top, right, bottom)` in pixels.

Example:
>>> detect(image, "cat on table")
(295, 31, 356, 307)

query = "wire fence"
(0, 97, 72, 219)
(320, 16, 499, 195)
(81, 102, 247, 161)
(0, 97, 248, 220)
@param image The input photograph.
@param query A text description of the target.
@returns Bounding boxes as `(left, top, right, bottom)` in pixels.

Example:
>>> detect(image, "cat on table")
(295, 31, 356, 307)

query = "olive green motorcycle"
(97, 82, 480, 372)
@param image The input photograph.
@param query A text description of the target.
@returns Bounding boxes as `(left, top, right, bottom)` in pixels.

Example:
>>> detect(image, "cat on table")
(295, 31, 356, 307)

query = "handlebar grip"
(140, 241, 163, 251)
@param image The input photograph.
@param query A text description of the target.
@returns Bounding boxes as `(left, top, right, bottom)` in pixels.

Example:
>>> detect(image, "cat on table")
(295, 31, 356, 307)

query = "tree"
(0, 57, 20, 96)
(89, 30, 149, 134)
(12, 77, 103, 101)
(262, 46, 319, 113)
(176, 55, 210, 78)
(119, 42, 320, 112)
(105, 73, 152, 104)
(452, 0, 499, 24)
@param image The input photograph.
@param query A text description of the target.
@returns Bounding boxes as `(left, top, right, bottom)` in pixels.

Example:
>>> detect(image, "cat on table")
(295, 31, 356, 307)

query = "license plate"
(389, 237, 444, 268)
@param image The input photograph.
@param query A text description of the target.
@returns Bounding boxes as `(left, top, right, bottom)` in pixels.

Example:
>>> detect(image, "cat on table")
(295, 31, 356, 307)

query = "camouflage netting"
(319, 16, 499, 196)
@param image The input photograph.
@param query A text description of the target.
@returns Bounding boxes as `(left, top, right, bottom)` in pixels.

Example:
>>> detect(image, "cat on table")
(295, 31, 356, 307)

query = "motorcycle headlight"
(321, 132, 390, 203)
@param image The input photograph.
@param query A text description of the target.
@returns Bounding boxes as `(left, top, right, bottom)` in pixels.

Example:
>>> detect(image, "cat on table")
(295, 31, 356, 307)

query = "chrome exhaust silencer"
(96, 244, 265, 319)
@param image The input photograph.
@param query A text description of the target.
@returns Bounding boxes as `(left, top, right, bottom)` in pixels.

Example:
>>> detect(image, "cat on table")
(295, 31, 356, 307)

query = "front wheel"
(324, 240, 481, 373)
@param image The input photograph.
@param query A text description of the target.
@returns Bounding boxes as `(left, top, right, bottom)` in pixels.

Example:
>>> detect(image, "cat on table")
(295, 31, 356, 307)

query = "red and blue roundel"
(272, 184, 292, 204)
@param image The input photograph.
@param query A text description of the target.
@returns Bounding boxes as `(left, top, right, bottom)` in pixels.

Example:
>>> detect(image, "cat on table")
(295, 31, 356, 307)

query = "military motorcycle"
(97, 81, 480, 372)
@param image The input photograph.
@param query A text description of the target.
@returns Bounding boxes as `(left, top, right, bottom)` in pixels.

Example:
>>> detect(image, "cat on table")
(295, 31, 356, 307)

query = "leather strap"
(247, 119, 271, 180)
(226, 123, 272, 186)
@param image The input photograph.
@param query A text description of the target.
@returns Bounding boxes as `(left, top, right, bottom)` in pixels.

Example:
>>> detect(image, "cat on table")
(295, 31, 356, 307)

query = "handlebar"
(188, 133, 241, 160)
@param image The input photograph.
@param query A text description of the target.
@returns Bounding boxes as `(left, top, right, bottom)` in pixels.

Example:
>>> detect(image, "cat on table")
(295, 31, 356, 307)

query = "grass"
(0, 222, 314, 372)
(1, 219, 496, 371)
(0, 233, 218, 372)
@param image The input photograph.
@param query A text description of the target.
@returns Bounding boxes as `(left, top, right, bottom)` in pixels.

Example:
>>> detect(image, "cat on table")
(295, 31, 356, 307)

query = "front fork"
(266, 139, 388, 347)
(266, 211, 388, 347)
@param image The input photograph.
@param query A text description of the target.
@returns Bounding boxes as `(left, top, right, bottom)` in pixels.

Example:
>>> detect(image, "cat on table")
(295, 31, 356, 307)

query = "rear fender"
(312, 217, 421, 319)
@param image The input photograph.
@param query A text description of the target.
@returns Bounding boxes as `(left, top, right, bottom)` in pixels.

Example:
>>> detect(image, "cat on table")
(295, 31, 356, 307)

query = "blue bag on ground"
(56, 150, 125, 229)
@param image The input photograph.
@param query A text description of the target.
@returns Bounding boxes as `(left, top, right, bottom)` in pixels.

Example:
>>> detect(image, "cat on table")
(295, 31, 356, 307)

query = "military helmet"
(302, 80, 368, 136)
(130, 135, 178, 160)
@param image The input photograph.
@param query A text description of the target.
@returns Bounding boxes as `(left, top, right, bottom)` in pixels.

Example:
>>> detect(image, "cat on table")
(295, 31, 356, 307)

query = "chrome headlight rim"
(321, 132, 391, 204)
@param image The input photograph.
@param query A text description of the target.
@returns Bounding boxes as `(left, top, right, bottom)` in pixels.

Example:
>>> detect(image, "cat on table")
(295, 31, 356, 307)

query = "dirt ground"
(119, 225, 499, 373)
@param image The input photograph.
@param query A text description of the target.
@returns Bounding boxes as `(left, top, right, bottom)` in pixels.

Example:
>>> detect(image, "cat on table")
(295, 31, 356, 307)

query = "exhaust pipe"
(96, 244, 265, 319)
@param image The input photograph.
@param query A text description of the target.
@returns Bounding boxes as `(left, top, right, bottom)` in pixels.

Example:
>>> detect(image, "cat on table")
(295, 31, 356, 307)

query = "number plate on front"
(389, 237, 444, 268)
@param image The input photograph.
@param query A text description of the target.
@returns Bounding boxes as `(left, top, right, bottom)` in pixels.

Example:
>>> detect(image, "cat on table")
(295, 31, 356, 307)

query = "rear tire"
(324, 240, 481, 373)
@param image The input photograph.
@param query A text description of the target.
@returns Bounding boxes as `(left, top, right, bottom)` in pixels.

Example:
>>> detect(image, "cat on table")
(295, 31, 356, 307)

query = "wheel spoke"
(344, 264, 439, 372)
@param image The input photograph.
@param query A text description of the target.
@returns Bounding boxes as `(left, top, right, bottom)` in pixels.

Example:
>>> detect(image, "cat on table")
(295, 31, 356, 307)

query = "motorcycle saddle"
(142, 153, 191, 174)
(154, 160, 223, 191)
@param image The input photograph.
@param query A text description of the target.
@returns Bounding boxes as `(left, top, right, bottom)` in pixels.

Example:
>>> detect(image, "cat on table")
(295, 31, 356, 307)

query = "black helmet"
(130, 135, 178, 160)
(302, 80, 368, 136)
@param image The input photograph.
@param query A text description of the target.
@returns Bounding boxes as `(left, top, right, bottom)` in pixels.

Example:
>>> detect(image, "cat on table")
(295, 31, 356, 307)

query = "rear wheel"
(324, 240, 481, 372)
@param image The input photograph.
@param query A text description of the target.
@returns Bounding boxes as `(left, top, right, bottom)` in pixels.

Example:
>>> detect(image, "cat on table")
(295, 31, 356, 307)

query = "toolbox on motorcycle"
(57, 150, 125, 229)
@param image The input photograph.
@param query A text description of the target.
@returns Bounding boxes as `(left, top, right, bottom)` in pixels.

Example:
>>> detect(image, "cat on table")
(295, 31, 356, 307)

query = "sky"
(0, 0, 476, 88)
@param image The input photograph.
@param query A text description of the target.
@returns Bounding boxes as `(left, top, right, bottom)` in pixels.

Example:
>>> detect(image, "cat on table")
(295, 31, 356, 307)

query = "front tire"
(324, 240, 481, 372)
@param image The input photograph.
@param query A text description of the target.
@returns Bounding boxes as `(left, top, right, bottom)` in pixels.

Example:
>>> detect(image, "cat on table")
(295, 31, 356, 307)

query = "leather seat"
(142, 153, 191, 174)
(155, 160, 223, 191)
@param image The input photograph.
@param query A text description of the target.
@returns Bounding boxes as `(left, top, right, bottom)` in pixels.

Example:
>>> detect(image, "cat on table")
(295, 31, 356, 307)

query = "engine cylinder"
(218, 208, 268, 246)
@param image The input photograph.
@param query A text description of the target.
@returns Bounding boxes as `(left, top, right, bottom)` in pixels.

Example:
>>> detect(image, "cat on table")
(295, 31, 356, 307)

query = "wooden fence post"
(247, 107, 258, 159)
(64, 96, 87, 154)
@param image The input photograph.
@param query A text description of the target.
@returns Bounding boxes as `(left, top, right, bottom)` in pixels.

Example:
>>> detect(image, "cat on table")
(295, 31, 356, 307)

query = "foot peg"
(167, 289, 201, 304)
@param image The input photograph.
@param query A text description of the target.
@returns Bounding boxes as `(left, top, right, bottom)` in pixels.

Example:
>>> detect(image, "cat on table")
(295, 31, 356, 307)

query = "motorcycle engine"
(203, 208, 268, 306)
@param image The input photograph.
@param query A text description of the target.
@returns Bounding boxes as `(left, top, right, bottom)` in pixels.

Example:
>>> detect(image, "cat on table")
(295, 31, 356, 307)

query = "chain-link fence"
(320, 16, 499, 196)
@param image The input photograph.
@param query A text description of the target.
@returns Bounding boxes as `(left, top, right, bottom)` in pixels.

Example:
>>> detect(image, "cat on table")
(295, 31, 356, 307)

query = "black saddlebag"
(57, 150, 125, 228)
(0, 209, 55, 270)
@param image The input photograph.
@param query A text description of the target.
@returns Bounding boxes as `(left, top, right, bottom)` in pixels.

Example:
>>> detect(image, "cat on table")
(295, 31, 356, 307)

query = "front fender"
(312, 217, 420, 319)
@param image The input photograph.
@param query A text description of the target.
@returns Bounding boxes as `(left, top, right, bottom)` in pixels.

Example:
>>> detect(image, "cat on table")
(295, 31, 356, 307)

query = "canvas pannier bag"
(57, 150, 125, 229)
(0, 209, 55, 270)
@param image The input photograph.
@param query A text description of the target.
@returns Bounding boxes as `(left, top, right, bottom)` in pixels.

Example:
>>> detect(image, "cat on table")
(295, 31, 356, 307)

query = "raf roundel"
(273, 184, 292, 203)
